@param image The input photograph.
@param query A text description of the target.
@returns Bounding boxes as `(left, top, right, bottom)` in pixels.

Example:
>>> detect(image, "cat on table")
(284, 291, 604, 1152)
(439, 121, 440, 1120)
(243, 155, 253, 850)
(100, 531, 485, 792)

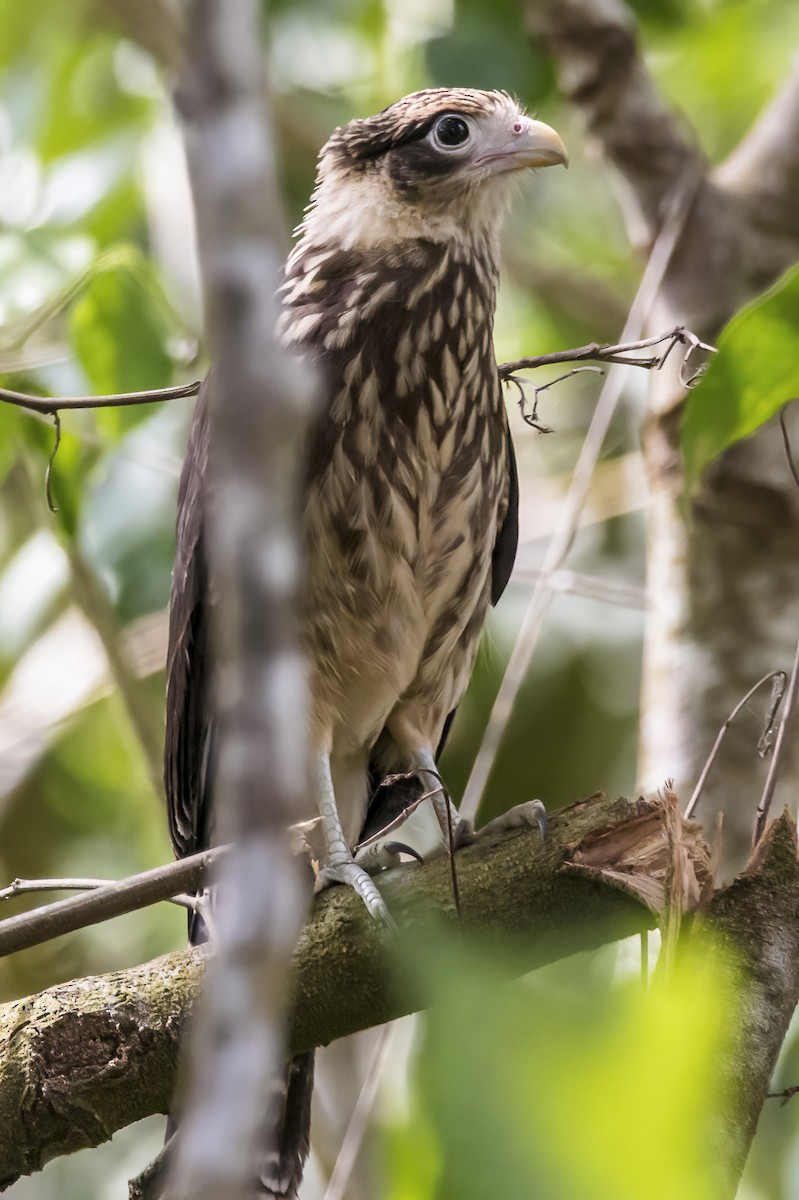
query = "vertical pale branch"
(168, 1, 319, 1197)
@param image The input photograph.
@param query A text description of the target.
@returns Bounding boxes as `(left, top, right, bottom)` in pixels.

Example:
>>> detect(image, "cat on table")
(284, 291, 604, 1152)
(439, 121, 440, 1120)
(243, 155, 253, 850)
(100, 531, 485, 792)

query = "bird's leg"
(405, 748, 548, 849)
(408, 745, 470, 848)
(314, 751, 394, 925)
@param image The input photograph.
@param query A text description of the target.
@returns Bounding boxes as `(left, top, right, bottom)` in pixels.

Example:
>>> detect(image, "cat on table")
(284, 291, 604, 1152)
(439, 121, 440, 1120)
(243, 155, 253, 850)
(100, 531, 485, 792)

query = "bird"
(164, 87, 566, 1197)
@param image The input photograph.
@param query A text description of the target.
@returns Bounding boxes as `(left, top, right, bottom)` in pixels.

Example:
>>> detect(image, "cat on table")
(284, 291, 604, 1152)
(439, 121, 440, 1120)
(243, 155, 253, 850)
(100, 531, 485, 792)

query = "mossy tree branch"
(2, 795, 796, 1200)
(0, 792, 705, 1188)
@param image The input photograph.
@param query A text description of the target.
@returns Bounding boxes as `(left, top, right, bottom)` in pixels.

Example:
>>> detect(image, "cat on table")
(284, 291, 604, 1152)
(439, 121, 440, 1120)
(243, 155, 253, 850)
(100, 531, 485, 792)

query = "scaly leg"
(314, 750, 394, 925)
(407, 745, 466, 846)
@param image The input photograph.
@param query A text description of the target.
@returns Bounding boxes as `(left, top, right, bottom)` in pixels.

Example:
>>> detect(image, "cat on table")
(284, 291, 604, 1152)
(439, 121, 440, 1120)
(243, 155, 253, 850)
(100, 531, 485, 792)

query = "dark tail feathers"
(164, 914, 314, 1198)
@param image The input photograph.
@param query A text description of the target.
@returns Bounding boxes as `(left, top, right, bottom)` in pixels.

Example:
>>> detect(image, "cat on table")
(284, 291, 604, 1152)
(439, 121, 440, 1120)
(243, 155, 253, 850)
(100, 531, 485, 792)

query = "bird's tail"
(258, 1051, 316, 1198)
(164, 913, 315, 1198)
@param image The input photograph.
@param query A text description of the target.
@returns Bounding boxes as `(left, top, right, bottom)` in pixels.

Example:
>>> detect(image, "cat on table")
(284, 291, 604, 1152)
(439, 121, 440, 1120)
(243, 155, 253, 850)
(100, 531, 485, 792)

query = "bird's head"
(298, 88, 567, 252)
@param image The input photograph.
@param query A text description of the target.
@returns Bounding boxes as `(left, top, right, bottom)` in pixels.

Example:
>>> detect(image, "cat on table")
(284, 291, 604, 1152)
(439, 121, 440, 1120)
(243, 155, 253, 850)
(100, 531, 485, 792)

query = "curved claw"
(354, 840, 424, 873)
(384, 840, 424, 864)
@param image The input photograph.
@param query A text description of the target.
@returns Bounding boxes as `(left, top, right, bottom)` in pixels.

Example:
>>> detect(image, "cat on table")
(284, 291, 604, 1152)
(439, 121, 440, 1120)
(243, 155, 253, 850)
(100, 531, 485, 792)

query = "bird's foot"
(354, 840, 424, 873)
(316, 858, 396, 928)
(470, 799, 548, 843)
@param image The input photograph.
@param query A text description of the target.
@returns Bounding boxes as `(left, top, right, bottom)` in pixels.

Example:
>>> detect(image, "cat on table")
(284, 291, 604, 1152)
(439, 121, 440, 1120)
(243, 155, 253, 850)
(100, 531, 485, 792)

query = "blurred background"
(1, 0, 799, 1196)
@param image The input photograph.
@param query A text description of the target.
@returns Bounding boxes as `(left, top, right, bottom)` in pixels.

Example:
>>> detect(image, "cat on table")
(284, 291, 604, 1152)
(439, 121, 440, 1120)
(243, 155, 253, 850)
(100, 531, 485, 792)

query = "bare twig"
(0, 847, 226, 957)
(779, 403, 799, 490)
(510, 365, 603, 432)
(767, 1086, 799, 1107)
(753, 636, 799, 845)
(751, 404, 799, 845)
(0, 875, 199, 914)
(512, 564, 647, 610)
(460, 175, 701, 822)
(684, 671, 788, 821)
(44, 412, 61, 513)
(321, 1024, 398, 1200)
(497, 326, 697, 378)
(0, 380, 201, 414)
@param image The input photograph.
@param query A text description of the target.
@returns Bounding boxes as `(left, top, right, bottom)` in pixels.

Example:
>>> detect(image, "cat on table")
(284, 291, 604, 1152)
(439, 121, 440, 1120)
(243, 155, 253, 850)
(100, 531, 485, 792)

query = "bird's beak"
(480, 117, 568, 175)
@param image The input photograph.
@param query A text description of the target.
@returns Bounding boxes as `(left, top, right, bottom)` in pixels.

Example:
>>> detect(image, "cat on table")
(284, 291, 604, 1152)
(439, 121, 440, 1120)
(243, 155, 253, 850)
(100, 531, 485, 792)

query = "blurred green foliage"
(0, 0, 798, 1197)
(682, 265, 799, 490)
(386, 938, 738, 1200)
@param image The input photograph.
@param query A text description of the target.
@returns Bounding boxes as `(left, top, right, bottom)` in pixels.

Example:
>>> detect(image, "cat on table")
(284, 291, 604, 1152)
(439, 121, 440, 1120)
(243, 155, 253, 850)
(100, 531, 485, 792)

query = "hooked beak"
(480, 117, 568, 175)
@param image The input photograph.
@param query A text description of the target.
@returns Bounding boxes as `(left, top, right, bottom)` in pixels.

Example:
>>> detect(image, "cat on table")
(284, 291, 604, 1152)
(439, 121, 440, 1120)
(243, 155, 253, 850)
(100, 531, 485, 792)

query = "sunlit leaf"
(69, 246, 174, 437)
(681, 264, 799, 491)
(37, 38, 151, 163)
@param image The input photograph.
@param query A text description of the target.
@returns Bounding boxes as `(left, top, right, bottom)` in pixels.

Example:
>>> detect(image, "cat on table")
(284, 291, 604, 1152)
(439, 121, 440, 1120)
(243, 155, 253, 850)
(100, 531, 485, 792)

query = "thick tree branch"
(0, 793, 710, 1187)
(525, 0, 702, 235)
(716, 57, 799, 240)
(702, 814, 799, 1198)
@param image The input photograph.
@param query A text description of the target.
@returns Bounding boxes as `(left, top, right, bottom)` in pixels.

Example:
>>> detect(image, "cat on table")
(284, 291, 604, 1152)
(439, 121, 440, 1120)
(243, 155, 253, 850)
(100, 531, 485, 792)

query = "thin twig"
(321, 1024, 398, 1200)
(511, 365, 604, 431)
(44, 412, 61, 512)
(363, 767, 461, 915)
(779, 403, 799, 490)
(497, 327, 692, 377)
(460, 173, 702, 823)
(0, 875, 199, 913)
(0, 380, 201, 414)
(684, 671, 788, 821)
(512, 565, 647, 610)
(751, 403, 799, 844)
(0, 847, 227, 957)
(767, 1086, 799, 1106)
(753, 636, 799, 846)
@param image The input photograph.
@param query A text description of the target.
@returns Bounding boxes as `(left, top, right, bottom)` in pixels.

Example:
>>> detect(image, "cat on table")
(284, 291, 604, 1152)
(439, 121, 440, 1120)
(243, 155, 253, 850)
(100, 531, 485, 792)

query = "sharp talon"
(354, 839, 423, 871)
(384, 841, 424, 864)
(529, 799, 548, 840)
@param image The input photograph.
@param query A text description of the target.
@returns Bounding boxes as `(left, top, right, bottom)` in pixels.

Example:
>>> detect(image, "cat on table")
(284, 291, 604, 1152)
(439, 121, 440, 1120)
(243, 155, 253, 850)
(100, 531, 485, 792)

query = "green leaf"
(681, 264, 799, 491)
(36, 37, 151, 163)
(69, 246, 174, 438)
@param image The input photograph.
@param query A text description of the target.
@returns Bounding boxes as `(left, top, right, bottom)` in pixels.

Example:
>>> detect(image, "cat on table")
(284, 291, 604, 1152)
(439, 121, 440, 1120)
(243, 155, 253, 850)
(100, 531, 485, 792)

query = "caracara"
(165, 87, 566, 1197)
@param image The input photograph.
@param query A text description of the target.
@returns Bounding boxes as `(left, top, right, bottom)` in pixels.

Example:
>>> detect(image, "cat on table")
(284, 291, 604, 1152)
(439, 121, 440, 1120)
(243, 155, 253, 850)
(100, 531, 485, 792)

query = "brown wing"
(164, 380, 214, 859)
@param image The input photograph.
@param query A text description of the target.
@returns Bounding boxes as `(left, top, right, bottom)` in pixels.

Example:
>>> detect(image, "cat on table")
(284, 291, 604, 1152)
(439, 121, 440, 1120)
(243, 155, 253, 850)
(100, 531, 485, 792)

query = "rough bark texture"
(703, 814, 799, 1198)
(527, 0, 799, 864)
(0, 792, 709, 1187)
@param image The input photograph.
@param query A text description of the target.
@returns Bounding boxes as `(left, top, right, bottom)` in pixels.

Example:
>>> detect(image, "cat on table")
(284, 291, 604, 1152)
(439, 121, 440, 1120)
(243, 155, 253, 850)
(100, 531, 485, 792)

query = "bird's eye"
(432, 114, 472, 150)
